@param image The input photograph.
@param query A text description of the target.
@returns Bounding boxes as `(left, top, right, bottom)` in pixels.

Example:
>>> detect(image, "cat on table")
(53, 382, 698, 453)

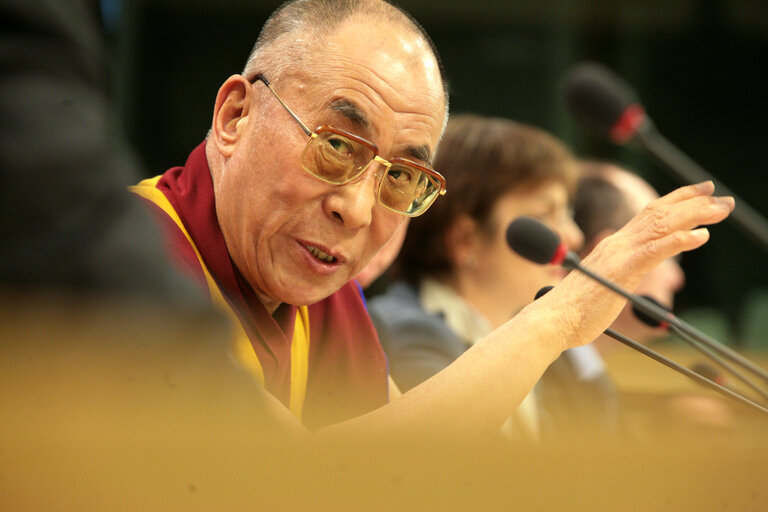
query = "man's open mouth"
(306, 245, 337, 264)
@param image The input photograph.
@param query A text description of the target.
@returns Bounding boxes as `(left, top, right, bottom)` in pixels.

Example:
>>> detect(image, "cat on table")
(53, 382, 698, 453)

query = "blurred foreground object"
(0, 0, 201, 299)
(0, 291, 302, 510)
(2, 296, 766, 511)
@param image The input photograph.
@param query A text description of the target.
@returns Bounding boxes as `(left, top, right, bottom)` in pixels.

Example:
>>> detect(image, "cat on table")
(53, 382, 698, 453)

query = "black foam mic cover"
(535, 285, 554, 301)
(506, 217, 562, 265)
(631, 295, 671, 329)
(561, 61, 640, 137)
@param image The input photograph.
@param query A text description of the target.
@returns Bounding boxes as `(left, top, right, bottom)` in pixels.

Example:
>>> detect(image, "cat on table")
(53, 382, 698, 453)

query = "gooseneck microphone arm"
(632, 295, 768, 400)
(631, 296, 768, 403)
(560, 247, 768, 388)
(602, 327, 768, 417)
(534, 286, 768, 417)
(634, 124, 768, 254)
(669, 322, 768, 403)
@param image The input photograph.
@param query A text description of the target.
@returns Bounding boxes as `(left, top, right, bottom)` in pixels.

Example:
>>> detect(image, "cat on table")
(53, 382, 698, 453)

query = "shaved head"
(574, 161, 658, 243)
(574, 161, 685, 343)
(242, 0, 449, 116)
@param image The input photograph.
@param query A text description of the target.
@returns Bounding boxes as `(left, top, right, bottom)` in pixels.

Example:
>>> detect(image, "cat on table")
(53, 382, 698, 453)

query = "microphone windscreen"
(534, 285, 554, 300)
(506, 216, 561, 265)
(631, 295, 671, 328)
(561, 62, 640, 137)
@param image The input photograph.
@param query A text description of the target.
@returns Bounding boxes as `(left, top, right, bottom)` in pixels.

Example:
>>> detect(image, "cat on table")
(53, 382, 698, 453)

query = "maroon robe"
(136, 142, 389, 430)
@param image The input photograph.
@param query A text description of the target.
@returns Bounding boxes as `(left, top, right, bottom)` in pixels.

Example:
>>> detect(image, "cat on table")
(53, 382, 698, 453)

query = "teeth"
(307, 245, 336, 263)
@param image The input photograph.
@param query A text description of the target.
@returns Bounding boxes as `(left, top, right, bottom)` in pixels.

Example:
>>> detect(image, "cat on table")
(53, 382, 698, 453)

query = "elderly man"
(132, 0, 733, 436)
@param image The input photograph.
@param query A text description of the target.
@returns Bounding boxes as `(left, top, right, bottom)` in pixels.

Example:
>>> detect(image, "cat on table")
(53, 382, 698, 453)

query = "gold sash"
(130, 177, 310, 421)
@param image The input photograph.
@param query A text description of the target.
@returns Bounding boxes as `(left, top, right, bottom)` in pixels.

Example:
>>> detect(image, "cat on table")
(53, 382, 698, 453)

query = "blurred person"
(355, 218, 410, 291)
(535, 162, 684, 439)
(0, 0, 203, 300)
(128, 0, 732, 439)
(571, 161, 736, 435)
(369, 114, 583, 388)
(368, 114, 586, 439)
(574, 161, 686, 347)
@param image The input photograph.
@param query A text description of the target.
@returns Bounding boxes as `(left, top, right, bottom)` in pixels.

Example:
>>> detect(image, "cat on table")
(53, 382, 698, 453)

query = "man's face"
(213, 19, 446, 310)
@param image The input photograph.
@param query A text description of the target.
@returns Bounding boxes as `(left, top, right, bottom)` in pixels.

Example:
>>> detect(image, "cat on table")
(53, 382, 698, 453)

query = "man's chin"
(281, 280, 348, 307)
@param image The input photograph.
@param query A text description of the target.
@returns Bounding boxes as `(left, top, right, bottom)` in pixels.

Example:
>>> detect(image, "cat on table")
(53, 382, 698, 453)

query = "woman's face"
(463, 181, 583, 329)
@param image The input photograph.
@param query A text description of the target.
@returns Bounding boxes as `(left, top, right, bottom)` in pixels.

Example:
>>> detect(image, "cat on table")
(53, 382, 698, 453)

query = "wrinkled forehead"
(273, 23, 443, 165)
(312, 16, 445, 114)
(329, 14, 442, 82)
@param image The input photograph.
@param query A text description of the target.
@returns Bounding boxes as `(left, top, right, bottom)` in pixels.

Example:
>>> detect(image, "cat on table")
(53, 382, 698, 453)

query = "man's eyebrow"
(329, 99, 370, 129)
(329, 99, 433, 166)
(403, 144, 433, 167)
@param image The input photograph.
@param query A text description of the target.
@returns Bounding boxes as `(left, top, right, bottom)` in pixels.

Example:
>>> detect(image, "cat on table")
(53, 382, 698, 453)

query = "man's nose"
(323, 171, 378, 229)
(559, 216, 584, 252)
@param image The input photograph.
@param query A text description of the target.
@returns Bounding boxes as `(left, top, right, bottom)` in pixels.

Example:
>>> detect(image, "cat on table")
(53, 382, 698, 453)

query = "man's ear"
(211, 75, 253, 158)
(444, 214, 481, 269)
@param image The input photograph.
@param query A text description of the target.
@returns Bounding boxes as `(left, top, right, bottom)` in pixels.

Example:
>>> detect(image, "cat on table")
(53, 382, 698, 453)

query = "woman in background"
(368, 114, 589, 440)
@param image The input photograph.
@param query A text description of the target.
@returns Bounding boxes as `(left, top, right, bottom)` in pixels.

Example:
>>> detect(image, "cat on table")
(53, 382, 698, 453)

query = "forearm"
(318, 182, 733, 439)
(319, 297, 573, 438)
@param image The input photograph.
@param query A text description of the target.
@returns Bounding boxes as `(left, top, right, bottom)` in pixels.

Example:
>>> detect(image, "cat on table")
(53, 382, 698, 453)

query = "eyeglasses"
(251, 74, 447, 217)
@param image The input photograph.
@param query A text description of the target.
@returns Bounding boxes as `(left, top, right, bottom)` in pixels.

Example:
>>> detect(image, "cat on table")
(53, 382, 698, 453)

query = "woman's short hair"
(397, 114, 576, 284)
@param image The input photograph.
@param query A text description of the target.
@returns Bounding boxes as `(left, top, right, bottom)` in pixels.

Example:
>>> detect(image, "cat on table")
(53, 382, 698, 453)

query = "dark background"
(107, 0, 768, 347)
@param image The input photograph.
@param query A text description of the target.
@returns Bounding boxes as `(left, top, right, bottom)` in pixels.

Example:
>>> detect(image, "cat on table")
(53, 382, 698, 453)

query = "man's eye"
(328, 137, 353, 156)
(387, 167, 413, 183)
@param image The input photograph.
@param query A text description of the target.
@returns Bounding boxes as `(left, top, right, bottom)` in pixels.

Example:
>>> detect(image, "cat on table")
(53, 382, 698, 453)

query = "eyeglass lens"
(301, 131, 440, 215)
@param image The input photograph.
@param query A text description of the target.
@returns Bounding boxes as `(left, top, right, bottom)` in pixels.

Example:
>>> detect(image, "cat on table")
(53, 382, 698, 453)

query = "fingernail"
(713, 196, 735, 210)
(695, 181, 714, 191)
(691, 227, 710, 241)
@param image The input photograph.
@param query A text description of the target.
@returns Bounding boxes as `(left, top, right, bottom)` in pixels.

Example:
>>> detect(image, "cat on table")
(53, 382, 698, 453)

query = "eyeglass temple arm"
(252, 74, 314, 137)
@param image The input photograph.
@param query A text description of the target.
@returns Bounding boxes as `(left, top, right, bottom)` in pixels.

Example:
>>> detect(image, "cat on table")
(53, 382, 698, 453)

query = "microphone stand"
(669, 325, 768, 403)
(561, 252, 768, 387)
(631, 298, 768, 402)
(535, 283, 768, 416)
(603, 328, 768, 417)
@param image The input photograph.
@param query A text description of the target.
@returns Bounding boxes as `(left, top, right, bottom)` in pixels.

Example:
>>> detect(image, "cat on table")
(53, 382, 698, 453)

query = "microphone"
(507, 216, 768, 386)
(534, 285, 554, 300)
(561, 61, 768, 254)
(505, 216, 573, 266)
(561, 61, 648, 144)
(629, 295, 670, 331)
(533, 285, 768, 417)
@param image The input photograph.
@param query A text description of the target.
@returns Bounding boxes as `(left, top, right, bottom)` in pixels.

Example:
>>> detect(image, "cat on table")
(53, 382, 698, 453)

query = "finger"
(637, 227, 711, 269)
(651, 181, 715, 208)
(637, 194, 734, 241)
